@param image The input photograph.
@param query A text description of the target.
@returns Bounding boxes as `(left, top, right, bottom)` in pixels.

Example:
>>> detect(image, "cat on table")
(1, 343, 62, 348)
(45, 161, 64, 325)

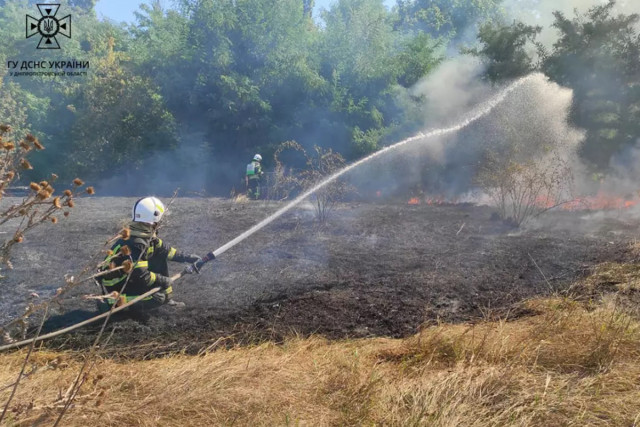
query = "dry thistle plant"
(0, 223, 134, 343)
(0, 123, 109, 344)
(0, 124, 96, 271)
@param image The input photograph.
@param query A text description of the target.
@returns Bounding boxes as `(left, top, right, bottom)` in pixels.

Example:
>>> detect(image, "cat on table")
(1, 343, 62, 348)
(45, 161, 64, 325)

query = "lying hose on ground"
(0, 287, 161, 352)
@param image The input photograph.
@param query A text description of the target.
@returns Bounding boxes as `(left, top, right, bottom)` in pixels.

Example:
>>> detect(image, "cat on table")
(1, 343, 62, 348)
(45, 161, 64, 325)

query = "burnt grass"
(1, 197, 638, 357)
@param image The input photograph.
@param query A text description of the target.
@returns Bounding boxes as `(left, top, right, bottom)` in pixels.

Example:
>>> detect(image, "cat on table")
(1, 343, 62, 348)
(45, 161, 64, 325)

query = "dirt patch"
(1, 198, 637, 357)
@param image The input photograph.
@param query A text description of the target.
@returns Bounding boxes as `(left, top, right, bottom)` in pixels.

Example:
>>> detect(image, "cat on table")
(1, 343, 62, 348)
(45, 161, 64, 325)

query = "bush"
(476, 149, 573, 226)
(273, 141, 352, 223)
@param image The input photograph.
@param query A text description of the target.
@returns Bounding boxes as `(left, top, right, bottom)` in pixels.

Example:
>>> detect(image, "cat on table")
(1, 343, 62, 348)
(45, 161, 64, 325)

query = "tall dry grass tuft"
(233, 193, 249, 204)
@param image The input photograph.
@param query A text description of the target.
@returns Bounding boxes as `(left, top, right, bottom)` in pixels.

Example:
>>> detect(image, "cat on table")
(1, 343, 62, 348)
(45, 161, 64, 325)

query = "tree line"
(0, 0, 637, 194)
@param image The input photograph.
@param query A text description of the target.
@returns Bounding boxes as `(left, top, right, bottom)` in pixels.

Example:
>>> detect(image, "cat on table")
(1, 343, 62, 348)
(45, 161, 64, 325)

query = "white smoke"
(407, 56, 491, 163)
(413, 57, 583, 159)
(412, 56, 491, 128)
(398, 57, 587, 198)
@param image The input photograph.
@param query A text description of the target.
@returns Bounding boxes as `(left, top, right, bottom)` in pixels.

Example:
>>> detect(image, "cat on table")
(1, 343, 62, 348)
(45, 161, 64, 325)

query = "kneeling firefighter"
(96, 196, 201, 312)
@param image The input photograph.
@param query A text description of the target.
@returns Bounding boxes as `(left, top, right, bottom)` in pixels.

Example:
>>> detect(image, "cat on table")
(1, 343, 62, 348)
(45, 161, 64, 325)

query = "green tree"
(543, 1, 640, 169)
(466, 21, 541, 82)
(395, 31, 444, 87)
(320, 0, 442, 156)
(68, 38, 177, 178)
(180, 0, 322, 150)
(468, 1, 640, 171)
(0, 79, 29, 140)
(129, 1, 192, 114)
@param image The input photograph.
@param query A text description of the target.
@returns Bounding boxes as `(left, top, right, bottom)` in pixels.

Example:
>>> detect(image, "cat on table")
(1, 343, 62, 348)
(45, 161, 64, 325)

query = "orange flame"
(539, 191, 640, 211)
(408, 197, 420, 205)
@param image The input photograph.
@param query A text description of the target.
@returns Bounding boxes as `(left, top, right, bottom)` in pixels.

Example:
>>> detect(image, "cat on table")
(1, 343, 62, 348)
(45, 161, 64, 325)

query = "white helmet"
(253, 154, 262, 162)
(132, 196, 165, 224)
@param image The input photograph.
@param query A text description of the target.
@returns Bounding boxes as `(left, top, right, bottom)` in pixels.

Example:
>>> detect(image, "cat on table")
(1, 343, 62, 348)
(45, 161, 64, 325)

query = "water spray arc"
(0, 73, 540, 352)
(191, 73, 541, 268)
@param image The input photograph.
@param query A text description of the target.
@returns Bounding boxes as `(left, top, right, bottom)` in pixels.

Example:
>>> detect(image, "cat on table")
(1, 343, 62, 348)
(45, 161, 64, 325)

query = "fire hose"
(0, 216, 289, 352)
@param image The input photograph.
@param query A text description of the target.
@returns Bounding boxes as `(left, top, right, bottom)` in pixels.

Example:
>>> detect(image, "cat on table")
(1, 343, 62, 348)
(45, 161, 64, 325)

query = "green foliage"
(0, 80, 29, 140)
(7, 0, 639, 193)
(0, 0, 448, 192)
(397, 0, 504, 40)
(352, 126, 387, 156)
(395, 32, 444, 88)
(321, 0, 397, 88)
(68, 39, 177, 177)
(466, 21, 541, 82)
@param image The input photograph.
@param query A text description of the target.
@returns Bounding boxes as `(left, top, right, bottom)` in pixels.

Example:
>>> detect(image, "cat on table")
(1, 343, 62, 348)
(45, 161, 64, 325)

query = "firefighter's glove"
(185, 254, 202, 264)
(156, 275, 173, 290)
(182, 255, 201, 275)
(183, 263, 199, 275)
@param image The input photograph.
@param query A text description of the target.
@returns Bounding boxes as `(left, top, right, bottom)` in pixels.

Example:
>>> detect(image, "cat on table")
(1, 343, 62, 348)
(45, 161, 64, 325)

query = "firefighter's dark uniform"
(246, 160, 263, 199)
(97, 223, 199, 312)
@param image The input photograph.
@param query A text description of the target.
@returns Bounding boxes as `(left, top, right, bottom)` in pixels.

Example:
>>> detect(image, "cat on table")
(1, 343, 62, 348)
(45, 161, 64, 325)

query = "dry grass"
(2, 268, 640, 425)
(232, 193, 249, 204)
(583, 261, 640, 292)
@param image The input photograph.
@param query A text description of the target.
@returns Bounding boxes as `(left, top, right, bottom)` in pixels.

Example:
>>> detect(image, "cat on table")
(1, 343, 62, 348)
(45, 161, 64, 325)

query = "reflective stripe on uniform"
(102, 276, 126, 287)
(103, 260, 150, 287)
(147, 239, 162, 257)
(168, 247, 177, 260)
(149, 271, 156, 285)
(107, 293, 153, 304)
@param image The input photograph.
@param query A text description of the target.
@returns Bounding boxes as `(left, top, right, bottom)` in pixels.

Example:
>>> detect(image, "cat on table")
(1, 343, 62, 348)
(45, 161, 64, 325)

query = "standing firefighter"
(97, 196, 201, 312)
(246, 154, 264, 199)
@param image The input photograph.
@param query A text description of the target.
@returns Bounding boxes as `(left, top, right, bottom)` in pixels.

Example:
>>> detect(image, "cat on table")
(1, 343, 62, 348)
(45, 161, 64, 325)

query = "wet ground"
(0, 197, 637, 357)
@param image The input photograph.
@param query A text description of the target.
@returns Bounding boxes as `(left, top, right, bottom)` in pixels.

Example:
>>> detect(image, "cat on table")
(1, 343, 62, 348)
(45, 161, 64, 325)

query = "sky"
(95, 0, 171, 22)
(95, 0, 395, 23)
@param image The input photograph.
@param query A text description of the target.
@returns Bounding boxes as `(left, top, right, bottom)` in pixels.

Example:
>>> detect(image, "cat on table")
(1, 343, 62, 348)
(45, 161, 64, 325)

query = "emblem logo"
(26, 4, 71, 49)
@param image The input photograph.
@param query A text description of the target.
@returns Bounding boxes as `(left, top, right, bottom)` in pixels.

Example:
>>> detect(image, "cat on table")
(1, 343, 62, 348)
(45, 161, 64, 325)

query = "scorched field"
(0, 196, 637, 357)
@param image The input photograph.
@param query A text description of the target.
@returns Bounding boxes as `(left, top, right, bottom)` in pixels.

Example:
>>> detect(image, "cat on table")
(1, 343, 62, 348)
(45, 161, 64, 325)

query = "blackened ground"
(1, 197, 638, 357)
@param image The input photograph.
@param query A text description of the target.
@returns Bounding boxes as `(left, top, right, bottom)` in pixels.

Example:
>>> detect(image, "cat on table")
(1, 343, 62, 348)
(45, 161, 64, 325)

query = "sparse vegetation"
(273, 141, 352, 223)
(476, 149, 574, 226)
